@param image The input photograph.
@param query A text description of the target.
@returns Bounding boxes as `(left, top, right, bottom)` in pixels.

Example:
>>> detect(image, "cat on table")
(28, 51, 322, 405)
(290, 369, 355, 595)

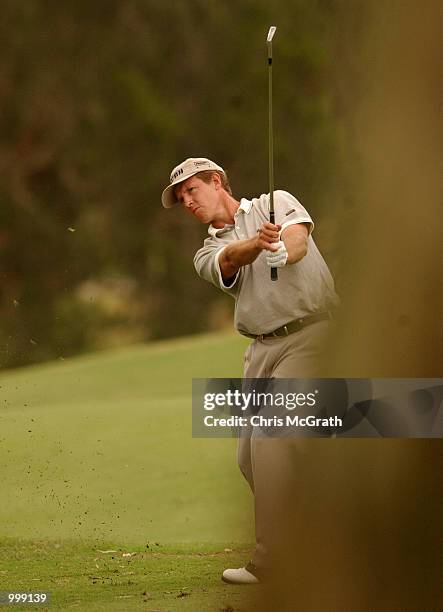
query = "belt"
(239, 312, 331, 340)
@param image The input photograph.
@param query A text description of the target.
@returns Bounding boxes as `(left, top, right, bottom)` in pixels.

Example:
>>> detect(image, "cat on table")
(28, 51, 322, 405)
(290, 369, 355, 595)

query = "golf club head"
(267, 26, 277, 43)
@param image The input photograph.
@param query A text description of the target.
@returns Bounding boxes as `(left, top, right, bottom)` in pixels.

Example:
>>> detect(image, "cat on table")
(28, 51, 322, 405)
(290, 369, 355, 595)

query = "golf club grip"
(269, 210, 278, 281)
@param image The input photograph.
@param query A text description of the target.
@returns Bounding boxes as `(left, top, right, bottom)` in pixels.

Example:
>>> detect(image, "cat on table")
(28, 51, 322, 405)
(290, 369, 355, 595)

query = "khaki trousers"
(238, 320, 331, 570)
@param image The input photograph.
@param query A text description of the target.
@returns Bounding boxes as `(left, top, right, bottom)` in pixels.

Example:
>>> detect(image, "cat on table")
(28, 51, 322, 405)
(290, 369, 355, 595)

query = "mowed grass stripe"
(0, 331, 254, 543)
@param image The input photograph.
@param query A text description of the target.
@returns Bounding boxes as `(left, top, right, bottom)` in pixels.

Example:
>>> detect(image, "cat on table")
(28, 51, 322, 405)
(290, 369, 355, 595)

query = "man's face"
(175, 175, 219, 224)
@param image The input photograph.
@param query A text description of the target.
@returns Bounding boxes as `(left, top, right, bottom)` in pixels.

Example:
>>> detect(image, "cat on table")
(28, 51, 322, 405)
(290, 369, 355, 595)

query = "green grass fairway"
(0, 331, 252, 544)
(0, 540, 258, 611)
(0, 332, 256, 609)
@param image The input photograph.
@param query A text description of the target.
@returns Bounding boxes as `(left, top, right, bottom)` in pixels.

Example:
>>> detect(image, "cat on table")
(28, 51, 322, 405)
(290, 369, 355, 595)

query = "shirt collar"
(208, 224, 232, 237)
(207, 198, 253, 237)
(238, 197, 253, 214)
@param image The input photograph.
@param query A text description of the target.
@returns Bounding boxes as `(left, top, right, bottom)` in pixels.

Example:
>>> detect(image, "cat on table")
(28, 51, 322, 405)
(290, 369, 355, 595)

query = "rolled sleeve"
(193, 240, 240, 296)
(274, 191, 314, 234)
(280, 218, 313, 236)
(215, 247, 241, 291)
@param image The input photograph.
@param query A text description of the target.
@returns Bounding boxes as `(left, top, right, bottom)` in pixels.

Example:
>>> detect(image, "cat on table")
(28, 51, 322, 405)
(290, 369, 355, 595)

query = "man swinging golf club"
(161, 28, 339, 584)
(161, 155, 339, 583)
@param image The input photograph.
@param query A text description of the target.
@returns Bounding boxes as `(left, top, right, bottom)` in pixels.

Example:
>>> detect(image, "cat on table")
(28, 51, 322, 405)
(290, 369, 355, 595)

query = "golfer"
(162, 157, 339, 584)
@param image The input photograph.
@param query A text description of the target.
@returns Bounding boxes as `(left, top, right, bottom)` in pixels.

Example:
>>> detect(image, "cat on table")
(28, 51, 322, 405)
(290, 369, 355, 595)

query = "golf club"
(267, 25, 278, 281)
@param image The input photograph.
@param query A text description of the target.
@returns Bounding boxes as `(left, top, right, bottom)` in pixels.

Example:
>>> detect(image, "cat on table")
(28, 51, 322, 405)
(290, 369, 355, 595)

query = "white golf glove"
(266, 240, 288, 268)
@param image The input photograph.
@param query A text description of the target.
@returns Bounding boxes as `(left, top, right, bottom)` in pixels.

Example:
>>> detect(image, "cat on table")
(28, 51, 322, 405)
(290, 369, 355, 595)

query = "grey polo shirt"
(194, 190, 340, 335)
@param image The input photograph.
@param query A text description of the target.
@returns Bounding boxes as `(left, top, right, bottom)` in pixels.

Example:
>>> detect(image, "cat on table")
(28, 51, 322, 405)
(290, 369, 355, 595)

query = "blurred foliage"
(0, 0, 367, 368)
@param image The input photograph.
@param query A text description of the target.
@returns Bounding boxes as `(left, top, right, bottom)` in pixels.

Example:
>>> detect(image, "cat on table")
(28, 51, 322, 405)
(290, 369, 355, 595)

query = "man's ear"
(212, 172, 222, 190)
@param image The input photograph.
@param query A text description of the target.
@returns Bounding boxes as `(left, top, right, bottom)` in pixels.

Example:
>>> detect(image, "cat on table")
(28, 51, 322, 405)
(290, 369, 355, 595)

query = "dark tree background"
(0, 0, 366, 367)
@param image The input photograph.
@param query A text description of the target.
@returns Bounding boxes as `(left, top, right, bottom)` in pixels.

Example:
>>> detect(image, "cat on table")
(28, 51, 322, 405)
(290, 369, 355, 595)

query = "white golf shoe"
(222, 565, 260, 585)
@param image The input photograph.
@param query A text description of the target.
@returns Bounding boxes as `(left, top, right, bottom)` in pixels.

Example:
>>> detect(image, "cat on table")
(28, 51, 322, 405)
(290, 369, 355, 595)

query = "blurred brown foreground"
(251, 2, 442, 610)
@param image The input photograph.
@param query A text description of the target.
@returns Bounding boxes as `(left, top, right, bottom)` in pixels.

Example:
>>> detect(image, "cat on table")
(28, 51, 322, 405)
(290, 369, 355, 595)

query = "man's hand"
(265, 240, 288, 268)
(219, 222, 282, 280)
(257, 223, 288, 268)
(255, 222, 282, 251)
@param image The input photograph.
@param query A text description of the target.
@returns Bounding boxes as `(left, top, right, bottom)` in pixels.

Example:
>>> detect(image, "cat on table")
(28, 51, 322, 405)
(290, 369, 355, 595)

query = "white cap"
(161, 157, 225, 208)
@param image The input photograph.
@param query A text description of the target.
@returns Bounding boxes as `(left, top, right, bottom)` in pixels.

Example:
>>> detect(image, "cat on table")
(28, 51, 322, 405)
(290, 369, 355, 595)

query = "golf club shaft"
(267, 26, 278, 281)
